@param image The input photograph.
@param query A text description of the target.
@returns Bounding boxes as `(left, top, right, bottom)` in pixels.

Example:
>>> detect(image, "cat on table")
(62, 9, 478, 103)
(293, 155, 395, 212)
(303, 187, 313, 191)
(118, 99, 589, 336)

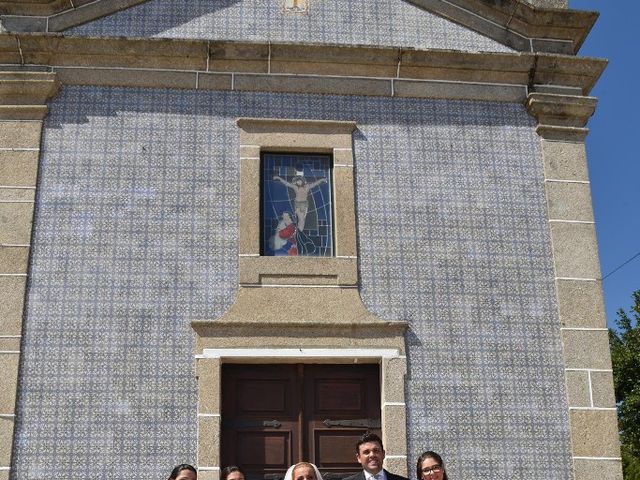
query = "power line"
(602, 250, 640, 280)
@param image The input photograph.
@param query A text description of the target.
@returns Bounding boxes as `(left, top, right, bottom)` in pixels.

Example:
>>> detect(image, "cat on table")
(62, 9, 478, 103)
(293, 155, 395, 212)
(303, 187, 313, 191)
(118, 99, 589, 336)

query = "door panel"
(237, 379, 289, 413)
(236, 431, 291, 468)
(315, 381, 365, 412)
(314, 430, 365, 466)
(305, 365, 381, 477)
(222, 365, 301, 479)
(222, 364, 380, 480)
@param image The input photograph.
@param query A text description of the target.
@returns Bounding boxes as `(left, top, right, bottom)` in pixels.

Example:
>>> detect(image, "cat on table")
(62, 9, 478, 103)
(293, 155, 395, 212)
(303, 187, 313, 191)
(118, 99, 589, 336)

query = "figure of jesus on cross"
(273, 174, 327, 232)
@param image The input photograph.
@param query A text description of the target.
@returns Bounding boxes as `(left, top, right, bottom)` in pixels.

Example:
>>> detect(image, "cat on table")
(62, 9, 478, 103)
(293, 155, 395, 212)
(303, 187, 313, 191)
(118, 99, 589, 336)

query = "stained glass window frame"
(260, 152, 335, 257)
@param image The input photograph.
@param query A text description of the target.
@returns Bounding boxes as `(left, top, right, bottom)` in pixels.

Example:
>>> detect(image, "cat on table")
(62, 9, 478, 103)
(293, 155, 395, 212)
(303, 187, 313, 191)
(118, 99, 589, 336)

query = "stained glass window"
(262, 153, 333, 257)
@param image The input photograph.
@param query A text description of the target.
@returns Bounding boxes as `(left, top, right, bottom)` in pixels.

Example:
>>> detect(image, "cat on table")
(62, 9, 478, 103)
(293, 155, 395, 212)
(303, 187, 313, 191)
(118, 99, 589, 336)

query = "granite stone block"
(0, 150, 39, 186)
(565, 370, 590, 407)
(569, 410, 620, 458)
(556, 279, 606, 329)
(562, 330, 612, 370)
(0, 416, 14, 465)
(550, 222, 601, 279)
(0, 203, 34, 244)
(590, 371, 616, 409)
(546, 181, 594, 222)
(573, 459, 623, 480)
(0, 121, 42, 149)
(541, 140, 589, 181)
(0, 246, 29, 274)
(0, 276, 26, 335)
(0, 354, 18, 412)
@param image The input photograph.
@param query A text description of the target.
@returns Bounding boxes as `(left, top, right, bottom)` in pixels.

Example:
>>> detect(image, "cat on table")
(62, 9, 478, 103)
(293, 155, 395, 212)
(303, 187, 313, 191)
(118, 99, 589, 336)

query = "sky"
(569, 0, 640, 328)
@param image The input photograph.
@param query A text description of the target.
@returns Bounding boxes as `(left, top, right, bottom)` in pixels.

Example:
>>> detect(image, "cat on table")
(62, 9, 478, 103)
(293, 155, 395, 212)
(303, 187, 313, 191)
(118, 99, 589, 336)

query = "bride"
(285, 462, 323, 480)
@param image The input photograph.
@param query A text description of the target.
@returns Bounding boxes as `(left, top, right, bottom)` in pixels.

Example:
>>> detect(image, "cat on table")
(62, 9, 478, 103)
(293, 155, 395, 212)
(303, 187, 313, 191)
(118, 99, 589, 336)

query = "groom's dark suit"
(343, 470, 409, 480)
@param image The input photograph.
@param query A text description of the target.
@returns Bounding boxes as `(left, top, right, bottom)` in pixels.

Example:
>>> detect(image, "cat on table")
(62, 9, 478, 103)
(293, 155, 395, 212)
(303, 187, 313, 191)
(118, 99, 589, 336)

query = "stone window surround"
(236, 118, 358, 288)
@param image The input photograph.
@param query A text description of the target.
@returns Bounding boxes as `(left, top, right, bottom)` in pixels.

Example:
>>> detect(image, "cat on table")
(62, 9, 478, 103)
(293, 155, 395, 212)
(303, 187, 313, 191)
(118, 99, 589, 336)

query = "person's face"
(226, 472, 245, 480)
(356, 441, 385, 475)
(282, 213, 292, 225)
(175, 469, 197, 480)
(420, 457, 444, 480)
(293, 465, 316, 480)
(294, 178, 304, 187)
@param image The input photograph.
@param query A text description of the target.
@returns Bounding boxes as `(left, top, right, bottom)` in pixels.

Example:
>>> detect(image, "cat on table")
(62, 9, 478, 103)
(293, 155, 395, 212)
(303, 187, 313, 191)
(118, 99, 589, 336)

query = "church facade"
(0, 1, 620, 479)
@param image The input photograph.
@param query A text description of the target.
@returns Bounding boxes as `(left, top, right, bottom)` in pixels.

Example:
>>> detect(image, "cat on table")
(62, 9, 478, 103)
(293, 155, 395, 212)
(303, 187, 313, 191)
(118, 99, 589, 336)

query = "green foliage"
(610, 290, 640, 479)
(622, 447, 640, 480)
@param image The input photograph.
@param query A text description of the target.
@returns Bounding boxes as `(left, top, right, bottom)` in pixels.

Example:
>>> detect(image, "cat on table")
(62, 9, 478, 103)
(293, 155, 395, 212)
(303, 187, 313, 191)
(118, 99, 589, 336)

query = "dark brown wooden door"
(304, 364, 381, 479)
(222, 365, 301, 479)
(222, 364, 381, 480)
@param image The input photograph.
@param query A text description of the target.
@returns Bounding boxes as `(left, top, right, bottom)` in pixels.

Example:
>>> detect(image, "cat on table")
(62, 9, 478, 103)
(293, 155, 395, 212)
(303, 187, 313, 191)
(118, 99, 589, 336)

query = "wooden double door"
(221, 364, 381, 480)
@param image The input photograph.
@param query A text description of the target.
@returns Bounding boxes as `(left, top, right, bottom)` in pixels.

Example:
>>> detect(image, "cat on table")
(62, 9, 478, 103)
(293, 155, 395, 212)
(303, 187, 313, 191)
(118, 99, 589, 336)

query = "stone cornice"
(236, 118, 358, 134)
(0, 33, 607, 100)
(407, 0, 597, 54)
(0, 0, 595, 55)
(191, 320, 409, 337)
(192, 319, 409, 353)
(0, 71, 59, 119)
(526, 92, 597, 140)
(527, 92, 597, 126)
(0, 0, 146, 19)
(0, 0, 82, 16)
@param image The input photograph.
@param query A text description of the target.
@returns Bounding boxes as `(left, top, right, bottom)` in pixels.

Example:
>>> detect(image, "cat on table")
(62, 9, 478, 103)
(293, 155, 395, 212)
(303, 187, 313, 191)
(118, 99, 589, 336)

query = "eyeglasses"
(421, 466, 443, 476)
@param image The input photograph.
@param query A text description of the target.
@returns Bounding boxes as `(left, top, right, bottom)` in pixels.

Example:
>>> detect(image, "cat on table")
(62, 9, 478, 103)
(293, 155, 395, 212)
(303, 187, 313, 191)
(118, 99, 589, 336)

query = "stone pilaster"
(527, 93, 623, 480)
(0, 71, 59, 480)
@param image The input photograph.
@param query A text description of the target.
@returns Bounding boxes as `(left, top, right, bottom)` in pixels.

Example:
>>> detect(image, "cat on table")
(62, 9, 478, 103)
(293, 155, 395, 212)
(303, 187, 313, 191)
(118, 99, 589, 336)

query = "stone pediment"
(0, 0, 596, 55)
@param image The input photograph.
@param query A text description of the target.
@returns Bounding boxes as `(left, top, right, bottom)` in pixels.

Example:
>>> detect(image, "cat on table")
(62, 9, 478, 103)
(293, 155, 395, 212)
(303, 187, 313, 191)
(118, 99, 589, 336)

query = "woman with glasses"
(416, 451, 448, 480)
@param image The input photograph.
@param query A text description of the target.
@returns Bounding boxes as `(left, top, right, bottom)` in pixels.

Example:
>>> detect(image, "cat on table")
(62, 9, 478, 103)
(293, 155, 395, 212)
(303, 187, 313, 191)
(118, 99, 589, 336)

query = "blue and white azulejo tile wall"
(14, 86, 570, 480)
(66, 0, 514, 53)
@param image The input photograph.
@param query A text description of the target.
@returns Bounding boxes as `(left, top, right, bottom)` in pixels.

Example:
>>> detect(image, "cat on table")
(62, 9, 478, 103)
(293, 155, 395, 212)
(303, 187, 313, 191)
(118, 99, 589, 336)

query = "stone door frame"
(194, 348, 408, 480)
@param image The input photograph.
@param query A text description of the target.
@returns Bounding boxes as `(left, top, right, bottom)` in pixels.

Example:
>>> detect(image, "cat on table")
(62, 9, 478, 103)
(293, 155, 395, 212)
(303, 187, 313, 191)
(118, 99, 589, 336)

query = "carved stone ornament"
(283, 0, 309, 14)
(526, 93, 598, 141)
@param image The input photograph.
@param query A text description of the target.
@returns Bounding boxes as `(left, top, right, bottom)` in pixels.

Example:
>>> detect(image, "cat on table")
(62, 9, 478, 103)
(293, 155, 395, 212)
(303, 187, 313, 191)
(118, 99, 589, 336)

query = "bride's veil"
(284, 463, 324, 480)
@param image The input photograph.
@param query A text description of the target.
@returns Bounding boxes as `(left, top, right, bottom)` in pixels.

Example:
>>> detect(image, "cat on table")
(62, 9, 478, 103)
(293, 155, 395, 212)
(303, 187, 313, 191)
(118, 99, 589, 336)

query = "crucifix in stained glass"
(262, 153, 333, 257)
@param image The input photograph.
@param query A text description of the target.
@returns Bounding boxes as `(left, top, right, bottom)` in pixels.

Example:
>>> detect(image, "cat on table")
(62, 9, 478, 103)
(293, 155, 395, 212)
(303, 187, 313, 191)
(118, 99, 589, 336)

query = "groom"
(343, 433, 408, 480)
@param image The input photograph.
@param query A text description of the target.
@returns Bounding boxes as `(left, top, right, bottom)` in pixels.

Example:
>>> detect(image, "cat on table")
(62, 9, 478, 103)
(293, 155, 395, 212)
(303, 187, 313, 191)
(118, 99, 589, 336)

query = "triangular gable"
(65, 0, 514, 53)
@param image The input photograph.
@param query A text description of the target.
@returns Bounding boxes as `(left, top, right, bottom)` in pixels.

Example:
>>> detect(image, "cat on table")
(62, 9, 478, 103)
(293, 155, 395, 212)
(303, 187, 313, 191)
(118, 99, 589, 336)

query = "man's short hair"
(356, 432, 384, 453)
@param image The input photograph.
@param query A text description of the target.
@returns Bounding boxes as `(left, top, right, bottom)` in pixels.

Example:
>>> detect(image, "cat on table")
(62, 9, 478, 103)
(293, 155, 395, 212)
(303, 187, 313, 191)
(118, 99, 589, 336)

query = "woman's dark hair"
(168, 464, 197, 480)
(221, 465, 246, 480)
(416, 451, 448, 480)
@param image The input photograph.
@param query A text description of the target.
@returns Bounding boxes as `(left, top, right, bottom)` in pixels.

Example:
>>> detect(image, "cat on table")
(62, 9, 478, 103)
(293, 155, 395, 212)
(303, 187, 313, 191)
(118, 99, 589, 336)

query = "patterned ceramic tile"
(13, 86, 569, 480)
(67, 0, 514, 53)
